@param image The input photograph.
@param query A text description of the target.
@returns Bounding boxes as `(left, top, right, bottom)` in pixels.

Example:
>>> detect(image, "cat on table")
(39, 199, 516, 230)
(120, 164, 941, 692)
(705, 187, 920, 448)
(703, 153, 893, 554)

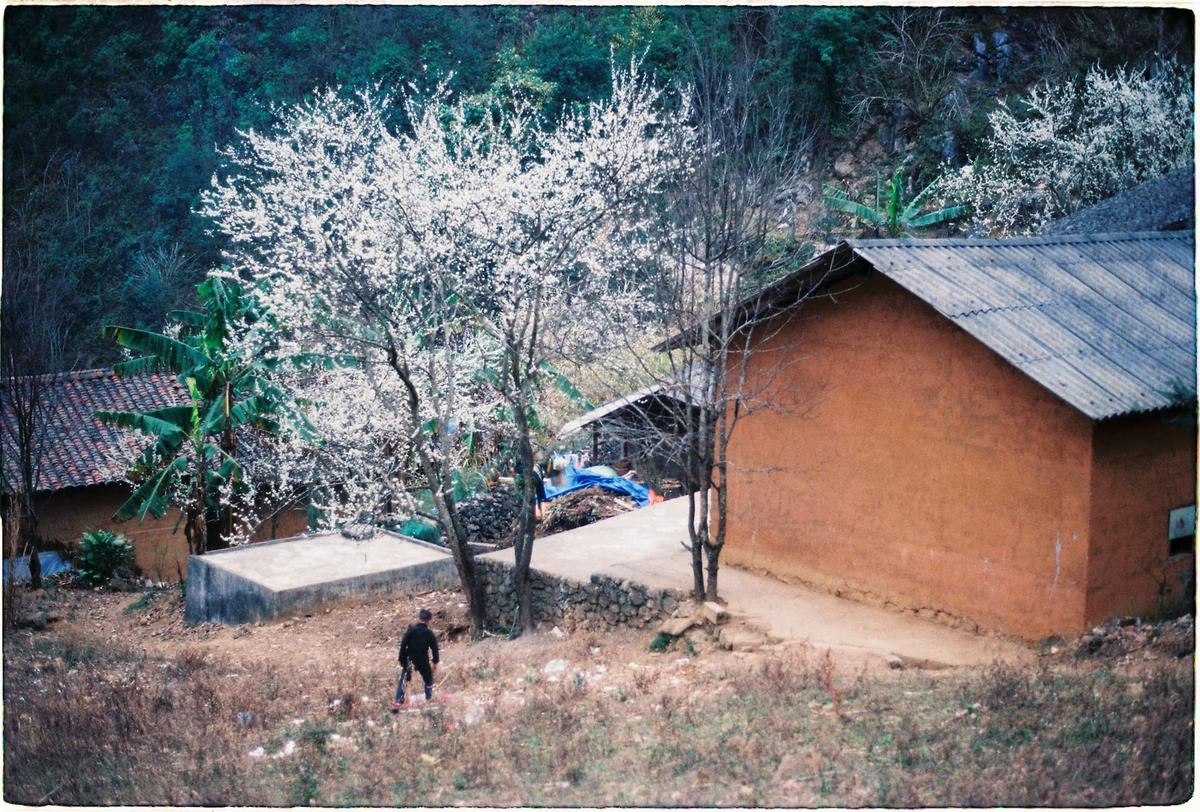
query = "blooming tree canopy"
(941, 61, 1193, 236)
(201, 63, 685, 633)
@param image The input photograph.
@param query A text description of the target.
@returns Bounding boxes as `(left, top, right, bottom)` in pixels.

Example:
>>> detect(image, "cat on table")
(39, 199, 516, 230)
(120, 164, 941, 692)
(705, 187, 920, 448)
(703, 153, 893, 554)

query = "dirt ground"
(8, 583, 1190, 712)
(4, 583, 1193, 807)
(8, 582, 902, 701)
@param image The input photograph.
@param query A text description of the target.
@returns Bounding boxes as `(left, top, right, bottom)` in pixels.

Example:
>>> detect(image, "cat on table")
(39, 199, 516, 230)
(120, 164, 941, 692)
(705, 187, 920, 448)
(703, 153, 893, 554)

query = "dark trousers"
(395, 663, 434, 703)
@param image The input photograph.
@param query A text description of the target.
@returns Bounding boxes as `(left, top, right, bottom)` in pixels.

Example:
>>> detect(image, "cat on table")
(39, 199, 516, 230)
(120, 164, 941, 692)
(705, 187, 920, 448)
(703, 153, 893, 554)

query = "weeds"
(299, 721, 334, 753)
(816, 649, 843, 718)
(3, 624, 1192, 807)
(123, 592, 155, 614)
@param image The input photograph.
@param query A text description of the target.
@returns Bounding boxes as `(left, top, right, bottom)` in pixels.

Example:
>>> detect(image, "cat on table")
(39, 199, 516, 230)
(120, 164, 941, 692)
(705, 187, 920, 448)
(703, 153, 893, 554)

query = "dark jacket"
(398, 622, 439, 669)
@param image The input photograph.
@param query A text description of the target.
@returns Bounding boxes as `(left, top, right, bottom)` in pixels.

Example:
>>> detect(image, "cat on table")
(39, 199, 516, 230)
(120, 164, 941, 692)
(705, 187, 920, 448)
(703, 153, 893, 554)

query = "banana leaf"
(112, 355, 168, 377)
(823, 183, 885, 225)
(113, 456, 188, 521)
(906, 204, 970, 229)
(95, 409, 189, 442)
(824, 194, 885, 225)
(165, 309, 208, 329)
(545, 363, 593, 410)
(205, 455, 242, 491)
(102, 326, 207, 375)
(902, 179, 939, 220)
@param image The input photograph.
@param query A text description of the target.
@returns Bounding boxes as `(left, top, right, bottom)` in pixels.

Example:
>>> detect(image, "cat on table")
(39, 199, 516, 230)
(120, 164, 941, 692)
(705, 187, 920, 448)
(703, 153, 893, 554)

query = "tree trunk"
(186, 507, 206, 557)
(421, 449, 487, 638)
(214, 383, 236, 550)
(187, 448, 209, 556)
(3, 495, 20, 625)
(21, 491, 41, 590)
(27, 534, 41, 590)
(704, 455, 728, 603)
(704, 544, 721, 601)
(387, 348, 488, 636)
(510, 408, 538, 636)
(687, 487, 705, 600)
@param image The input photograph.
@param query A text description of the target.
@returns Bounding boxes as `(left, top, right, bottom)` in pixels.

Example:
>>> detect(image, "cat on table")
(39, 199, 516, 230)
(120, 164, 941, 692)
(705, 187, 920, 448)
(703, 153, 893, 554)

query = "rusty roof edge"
(1, 366, 179, 386)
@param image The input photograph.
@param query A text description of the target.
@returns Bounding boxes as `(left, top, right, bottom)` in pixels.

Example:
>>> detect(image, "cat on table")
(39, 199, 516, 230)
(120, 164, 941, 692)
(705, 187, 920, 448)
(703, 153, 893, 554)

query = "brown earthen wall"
(1084, 414, 1196, 624)
(36, 485, 190, 580)
(34, 485, 309, 580)
(723, 271, 1096, 640)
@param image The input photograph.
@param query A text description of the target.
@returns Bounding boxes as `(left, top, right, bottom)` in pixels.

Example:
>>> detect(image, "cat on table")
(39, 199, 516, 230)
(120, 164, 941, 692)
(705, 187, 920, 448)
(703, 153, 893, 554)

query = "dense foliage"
(939, 61, 1194, 235)
(75, 529, 134, 585)
(96, 277, 301, 554)
(4, 5, 1193, 367)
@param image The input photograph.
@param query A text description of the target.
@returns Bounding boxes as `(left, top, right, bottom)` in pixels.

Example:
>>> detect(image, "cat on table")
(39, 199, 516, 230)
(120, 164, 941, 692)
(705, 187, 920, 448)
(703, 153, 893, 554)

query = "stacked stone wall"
(476, 559, 685, 632)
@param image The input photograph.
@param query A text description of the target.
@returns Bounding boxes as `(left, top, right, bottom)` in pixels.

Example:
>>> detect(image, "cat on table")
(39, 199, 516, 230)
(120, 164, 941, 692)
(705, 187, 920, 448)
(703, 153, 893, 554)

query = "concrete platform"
(482, 496, 1032, 667)
(185, 530, 457, 624)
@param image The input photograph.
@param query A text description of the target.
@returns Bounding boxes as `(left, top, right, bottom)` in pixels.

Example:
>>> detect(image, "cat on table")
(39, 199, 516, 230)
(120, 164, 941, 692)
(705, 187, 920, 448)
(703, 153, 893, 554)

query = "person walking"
(392, 608, 439, 712)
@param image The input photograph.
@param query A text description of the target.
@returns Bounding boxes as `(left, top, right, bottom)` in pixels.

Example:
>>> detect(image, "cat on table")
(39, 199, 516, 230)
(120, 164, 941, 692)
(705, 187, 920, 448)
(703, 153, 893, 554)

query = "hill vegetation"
(4, 5, 1192, 368)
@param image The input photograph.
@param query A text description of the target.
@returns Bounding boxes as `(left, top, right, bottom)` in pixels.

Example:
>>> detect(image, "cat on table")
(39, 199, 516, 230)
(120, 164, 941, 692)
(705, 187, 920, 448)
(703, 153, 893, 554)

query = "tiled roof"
(1, 368, 188, 493)
(848, 231, 1195, 420)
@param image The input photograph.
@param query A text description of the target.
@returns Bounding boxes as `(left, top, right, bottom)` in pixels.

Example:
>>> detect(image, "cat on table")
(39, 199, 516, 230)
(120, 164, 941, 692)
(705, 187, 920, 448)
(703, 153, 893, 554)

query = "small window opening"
(1168, 505, 1195, 557)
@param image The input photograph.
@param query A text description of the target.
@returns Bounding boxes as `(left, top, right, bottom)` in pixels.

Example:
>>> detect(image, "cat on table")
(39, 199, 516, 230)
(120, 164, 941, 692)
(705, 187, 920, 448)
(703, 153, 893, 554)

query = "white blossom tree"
(226, 365, 420, 543)
(940, 60, 1193, 235)
(428, 66, 683, 633)
(201, 64, 682, 635)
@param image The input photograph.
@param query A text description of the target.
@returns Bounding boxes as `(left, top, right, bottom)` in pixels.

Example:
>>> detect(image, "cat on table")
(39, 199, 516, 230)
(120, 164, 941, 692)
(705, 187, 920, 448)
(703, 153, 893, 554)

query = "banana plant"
(824, 167, 969, 237)
(97, 276, 304, 555)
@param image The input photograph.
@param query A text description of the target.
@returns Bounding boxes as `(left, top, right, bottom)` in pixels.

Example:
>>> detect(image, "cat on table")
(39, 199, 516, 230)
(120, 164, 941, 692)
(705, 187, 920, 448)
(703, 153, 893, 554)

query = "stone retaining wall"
(476, 558, 686, 632)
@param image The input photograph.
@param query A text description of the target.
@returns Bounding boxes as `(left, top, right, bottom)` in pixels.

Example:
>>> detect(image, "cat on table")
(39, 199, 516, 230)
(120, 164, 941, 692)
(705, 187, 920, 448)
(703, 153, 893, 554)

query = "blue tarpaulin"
(542, 465, 650, 507)
(3, 551, 73, 583)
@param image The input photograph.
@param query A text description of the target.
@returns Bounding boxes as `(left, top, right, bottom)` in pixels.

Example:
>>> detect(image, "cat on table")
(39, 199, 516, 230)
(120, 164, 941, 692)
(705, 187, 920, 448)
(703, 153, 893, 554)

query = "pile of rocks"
(1073, 614, 1194, 661)
(656, 600, 773, 653)
(476, 559, 684, 631)
(457, 486, 521, 544)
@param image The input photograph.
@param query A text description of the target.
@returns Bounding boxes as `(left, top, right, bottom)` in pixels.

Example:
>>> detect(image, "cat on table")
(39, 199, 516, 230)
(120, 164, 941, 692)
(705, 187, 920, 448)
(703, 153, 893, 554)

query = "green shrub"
(649, 632, 675, 653)
(76, 529, 135, 586)
(123, 593, 155, 614)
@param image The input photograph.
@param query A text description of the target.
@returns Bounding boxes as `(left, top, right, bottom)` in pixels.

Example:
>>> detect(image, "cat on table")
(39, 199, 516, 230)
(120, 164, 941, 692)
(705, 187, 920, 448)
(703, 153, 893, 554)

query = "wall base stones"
(476, 558, 685, 633)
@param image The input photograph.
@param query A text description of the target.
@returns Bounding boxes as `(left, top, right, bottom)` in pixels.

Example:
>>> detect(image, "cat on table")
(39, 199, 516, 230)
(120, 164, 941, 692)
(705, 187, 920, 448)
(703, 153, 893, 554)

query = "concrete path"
(483, 496, 1031, 667)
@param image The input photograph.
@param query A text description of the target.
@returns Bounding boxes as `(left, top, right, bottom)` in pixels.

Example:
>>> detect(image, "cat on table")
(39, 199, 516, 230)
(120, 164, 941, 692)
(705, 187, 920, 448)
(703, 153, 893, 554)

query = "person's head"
(418, 608, 432, 624)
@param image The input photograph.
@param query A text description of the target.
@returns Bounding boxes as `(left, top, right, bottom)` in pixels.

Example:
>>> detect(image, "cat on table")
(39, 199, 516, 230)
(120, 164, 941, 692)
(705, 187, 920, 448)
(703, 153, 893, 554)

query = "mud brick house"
(1, 369, 307, 580)
(715, 231, 1196, 640)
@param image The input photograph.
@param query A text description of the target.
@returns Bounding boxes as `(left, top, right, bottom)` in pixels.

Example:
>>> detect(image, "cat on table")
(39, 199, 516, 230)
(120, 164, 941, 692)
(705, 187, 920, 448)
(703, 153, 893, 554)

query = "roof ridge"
(848, 230, 1192, 249)
(1, 367, 112, 384)
(2, 367, 180, 385)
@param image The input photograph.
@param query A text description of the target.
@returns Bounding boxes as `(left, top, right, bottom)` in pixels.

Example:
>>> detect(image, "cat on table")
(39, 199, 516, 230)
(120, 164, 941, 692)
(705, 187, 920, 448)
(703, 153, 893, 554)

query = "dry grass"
(3, 591, 1193, 806)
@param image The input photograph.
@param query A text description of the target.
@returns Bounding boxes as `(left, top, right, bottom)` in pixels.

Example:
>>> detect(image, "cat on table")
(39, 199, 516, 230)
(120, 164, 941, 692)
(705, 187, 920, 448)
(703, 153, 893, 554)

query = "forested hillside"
(4, 5, 1192, 368)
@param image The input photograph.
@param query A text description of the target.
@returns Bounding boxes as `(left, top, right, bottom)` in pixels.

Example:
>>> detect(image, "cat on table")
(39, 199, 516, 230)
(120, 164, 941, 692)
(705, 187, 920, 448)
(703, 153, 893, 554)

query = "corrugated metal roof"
(1041, 165, 1194, 236)
(848, 231, 1196, 420)
(557, 363, 711, 437)
(557, 382, 666, 437)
